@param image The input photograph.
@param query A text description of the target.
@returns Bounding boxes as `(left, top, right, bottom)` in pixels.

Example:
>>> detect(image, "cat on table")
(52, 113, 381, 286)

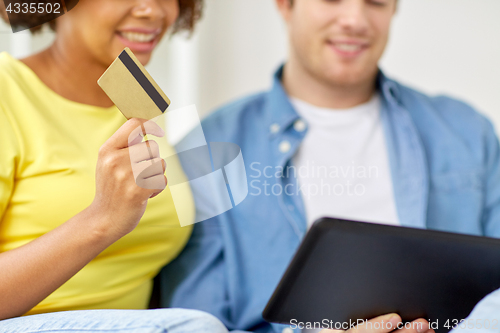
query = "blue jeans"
(0, 309, 229, 333)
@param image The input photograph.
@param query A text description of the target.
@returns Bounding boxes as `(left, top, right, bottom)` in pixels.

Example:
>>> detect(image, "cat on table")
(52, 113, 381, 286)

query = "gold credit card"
(98, 47, 171, 120)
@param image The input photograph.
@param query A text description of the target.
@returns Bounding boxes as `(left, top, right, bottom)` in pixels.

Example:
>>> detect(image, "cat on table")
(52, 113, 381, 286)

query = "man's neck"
(282, 60, 377, 109)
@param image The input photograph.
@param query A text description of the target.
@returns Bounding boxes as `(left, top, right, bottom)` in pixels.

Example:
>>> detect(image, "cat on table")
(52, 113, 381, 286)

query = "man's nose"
(336, 0, 370, 35)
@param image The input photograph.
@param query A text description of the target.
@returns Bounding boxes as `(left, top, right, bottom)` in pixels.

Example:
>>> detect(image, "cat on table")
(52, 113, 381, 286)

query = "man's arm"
(481, 118, 500, 238)
(451, 118, 500, 332)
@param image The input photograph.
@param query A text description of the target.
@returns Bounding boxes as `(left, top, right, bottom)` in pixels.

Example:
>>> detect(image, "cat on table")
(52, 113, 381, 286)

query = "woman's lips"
(116, 30, 161, 53)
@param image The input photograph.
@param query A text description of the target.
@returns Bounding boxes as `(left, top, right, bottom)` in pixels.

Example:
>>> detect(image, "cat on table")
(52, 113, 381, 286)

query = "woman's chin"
(133, 53, 153, 66)
(106, 46, 153, 66)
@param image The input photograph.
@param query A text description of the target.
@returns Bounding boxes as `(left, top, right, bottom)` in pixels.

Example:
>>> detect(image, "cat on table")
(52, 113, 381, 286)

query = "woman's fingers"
(134, 157, 166, 179)
(102, 118, 165, 151)
(129, 140, 160, 163)
(134, 159, 167, 190)
(127, 120, 165, 148)
(136, 173, 168, 191)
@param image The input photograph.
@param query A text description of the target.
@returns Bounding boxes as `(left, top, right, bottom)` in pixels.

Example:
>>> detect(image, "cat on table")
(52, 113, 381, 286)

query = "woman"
(0, 0, 227, 332)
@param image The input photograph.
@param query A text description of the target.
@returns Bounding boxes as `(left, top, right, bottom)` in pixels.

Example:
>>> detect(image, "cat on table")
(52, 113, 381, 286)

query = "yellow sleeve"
(0, 103, 19, 221)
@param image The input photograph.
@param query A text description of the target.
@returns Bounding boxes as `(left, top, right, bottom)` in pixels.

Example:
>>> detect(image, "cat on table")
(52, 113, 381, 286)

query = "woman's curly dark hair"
(0, 0, 203, 34)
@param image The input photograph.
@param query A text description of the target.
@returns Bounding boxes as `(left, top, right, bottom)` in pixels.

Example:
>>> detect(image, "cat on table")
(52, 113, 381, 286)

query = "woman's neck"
(21, 42, 114, 108)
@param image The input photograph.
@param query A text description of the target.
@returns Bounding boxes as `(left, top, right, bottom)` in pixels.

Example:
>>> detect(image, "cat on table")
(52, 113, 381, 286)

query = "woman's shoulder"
(0, 52, 49, 113)
(0, 55, 21, 159)
(0, 52, 34, 100)
(0, 52, 24, 82)
(0, 51, 49, 93)
(0, 53, 19, 109)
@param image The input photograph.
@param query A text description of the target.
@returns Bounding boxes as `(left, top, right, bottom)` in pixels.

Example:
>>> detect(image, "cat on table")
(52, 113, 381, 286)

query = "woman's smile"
(116, 27, 163, 53)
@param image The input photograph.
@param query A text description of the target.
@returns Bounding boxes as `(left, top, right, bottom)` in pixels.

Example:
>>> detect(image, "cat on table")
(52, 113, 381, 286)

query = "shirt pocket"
(430, 170, 483, 192)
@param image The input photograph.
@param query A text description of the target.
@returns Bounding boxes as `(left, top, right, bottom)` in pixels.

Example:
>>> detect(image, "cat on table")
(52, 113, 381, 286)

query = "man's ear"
(275, 0, 294, 22)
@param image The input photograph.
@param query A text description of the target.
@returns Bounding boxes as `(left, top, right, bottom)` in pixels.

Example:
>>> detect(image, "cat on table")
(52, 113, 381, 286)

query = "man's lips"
(327, 40, 369, 57)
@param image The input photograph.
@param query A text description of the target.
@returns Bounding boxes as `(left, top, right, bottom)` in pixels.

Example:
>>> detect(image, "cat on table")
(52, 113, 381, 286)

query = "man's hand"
(321, 314, 434, 333)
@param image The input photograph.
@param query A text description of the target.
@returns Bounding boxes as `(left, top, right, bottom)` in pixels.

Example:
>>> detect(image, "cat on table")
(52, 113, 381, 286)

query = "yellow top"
(0, 52, 194, 315)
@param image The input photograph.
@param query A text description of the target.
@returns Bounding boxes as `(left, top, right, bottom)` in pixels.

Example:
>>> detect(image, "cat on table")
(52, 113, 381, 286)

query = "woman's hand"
(0, 119, 170, 319)
(90, 118, 167, 240)
(320, 314, 434, 333)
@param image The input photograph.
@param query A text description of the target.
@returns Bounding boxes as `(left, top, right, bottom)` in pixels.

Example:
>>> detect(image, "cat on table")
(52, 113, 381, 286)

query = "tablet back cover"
(263, 218, 500, 333)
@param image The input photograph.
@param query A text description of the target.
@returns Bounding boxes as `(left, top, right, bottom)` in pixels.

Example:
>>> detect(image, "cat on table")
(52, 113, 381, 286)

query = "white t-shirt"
(291, 94, 399, 229)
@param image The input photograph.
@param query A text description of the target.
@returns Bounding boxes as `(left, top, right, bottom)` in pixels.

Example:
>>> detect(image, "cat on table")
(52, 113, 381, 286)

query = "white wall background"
(380, 0, 500, 127)
(1, 0, 499, 136)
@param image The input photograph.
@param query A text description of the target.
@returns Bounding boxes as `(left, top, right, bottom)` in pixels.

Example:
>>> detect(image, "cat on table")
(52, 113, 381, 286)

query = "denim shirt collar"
(263, 66, 428, 234)
(264, 66, 301, 138)
(264, 66, 404, 135)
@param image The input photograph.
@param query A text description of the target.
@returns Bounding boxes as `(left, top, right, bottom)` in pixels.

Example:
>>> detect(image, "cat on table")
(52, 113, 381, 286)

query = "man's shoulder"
(200, 91, 269, 141)
(392, 79, 495, 138)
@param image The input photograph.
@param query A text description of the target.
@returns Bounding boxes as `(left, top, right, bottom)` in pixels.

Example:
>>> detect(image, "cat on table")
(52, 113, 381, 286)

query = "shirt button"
(293, 119, 306, 132)
(282, 328, 294, 333)
(279, 140, 291, 153)
(270, 123, 280, 134)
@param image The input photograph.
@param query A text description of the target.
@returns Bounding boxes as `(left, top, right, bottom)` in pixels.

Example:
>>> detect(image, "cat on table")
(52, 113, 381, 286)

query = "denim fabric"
(160, 67, 500, 333)
(0, 309, 228, 333)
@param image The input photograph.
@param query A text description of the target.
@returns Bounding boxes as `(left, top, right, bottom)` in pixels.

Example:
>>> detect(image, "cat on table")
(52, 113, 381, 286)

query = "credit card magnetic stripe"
(118, 51, 169, 113)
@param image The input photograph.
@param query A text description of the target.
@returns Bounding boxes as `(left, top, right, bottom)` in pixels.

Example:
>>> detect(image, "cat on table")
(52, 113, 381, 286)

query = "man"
(160, 0, 500, 332)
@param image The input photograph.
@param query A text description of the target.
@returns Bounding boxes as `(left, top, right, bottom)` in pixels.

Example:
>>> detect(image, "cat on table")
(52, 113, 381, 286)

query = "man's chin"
(320, 67, 378, 87)
(321, 75, 368, 88)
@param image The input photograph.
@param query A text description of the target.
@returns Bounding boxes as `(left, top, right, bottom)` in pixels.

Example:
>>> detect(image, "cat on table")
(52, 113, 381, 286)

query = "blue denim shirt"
(160, 68, 500, 333)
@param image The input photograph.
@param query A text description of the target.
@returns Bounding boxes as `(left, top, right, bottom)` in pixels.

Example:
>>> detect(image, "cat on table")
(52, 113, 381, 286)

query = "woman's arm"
(0, 118, 167, 320)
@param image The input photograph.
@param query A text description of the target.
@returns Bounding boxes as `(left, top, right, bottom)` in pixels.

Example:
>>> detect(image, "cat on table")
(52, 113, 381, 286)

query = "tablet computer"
(263, 218, 500, 333)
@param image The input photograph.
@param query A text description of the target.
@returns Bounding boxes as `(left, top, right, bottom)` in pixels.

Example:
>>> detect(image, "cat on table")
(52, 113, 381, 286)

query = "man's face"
(280, 0, 396, 87)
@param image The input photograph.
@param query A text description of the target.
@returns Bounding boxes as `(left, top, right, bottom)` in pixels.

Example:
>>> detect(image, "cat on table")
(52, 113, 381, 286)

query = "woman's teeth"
(120, 32, 156, 43)
(335, 43, 363, 52)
